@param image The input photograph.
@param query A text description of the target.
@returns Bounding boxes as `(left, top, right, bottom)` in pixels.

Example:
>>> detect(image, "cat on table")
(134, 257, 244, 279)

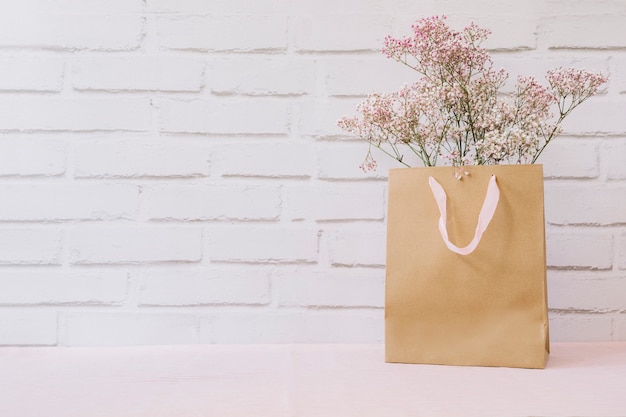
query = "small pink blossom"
(338, 16, 608, 169)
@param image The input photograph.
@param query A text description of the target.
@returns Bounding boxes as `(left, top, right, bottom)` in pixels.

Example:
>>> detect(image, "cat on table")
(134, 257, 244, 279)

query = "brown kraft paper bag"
(385, 164, 550, 368)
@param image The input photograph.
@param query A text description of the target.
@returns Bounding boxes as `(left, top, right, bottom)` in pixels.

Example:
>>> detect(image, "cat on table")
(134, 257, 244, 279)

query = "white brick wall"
(158, 99, 290, 134)
(137, 268, 271, 306)
(0, 271, 128, 305)
(72, 56, 205, 92)
(73, 138, 211, 179)
(0, 229, 62, 265)
(70, 226, 202, 264)
(0, 137, 66, 176)
(0, 0, 624, 346)
(157, 16, 288, 52)
(0, 56, 64, 92)
(206, 226, 318, 263)
(0, 98, 152, 131)
(0, 14, 143, 50)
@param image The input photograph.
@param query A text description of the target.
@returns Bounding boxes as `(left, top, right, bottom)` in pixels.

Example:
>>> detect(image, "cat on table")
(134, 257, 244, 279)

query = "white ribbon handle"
(428, 175, 500, 256)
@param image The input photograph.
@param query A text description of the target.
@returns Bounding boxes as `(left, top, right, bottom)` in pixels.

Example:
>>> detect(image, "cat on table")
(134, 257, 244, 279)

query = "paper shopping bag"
(385, 164, 549, 368)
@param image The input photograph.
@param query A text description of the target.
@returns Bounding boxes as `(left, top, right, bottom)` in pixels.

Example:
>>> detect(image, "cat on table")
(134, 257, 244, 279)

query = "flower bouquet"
(338, 15, 607, 173)
(338, 16, 607, 369)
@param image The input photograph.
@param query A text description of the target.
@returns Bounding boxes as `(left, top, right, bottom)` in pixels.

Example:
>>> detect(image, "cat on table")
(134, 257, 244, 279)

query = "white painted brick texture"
(72, 56, 205, 92)
(158, 99, 290, 135)
(0, 14, 143, 50)
(543, 15, 626, 49)
(147, 0, 288, 14)
(0, 271, 128, 305)
(0, 312, 57, 346)
(141, 185, 281, 221)
(59, 312, 198, 346)
(0, 56, 64, 92)
(0, 137, 65, 177)
(73, 139, 211, 179)
(209, 56, 315, 96)
(70, 227, 202, 264)
(207, 226, 318, 263)
(12, 0, 143, 14)
(284, 183, 385, 221)
(546, 231, 613, 270)
(213, 142, 316, 178)
(0, 98, 152, 132)
(0, 229, 62, 265)
(137, 268, 271, 306)
(0, 0, 624, 346)
(0, 184, 138, 221)
(157, 16, 288, 52)
(272, 268, 384, 308)
(292, 15, 392, 52)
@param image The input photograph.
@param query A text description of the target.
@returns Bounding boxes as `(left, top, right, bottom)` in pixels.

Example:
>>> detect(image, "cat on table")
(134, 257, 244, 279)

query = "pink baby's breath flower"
(339, 16, 608, 169)
(547, 68, 607, 99)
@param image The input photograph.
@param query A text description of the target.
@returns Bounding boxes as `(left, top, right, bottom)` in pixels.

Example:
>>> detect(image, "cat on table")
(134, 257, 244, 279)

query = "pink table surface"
(1, 343, 625, 417)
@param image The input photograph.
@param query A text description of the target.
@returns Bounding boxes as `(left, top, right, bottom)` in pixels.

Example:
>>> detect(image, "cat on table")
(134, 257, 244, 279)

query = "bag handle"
(428, 175, 500, 256)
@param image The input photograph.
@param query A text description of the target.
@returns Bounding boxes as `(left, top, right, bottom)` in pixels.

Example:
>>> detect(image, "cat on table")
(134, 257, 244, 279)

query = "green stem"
(368, 141, 411, 167)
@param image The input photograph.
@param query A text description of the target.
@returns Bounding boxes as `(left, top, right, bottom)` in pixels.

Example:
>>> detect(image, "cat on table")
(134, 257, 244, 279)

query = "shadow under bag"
(385, 164, 550, 369)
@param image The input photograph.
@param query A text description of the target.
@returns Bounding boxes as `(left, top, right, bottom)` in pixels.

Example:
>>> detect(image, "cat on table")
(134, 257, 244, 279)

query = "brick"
(203, 310, 383, 343)
(207, 226, 318, 263)
(600, 139, 626, 180)
(72, 56, 204, 92)
(544, 15, 626, 49)
(430, 0, 539, 17)
(14, 0, 143, 13)
(293, 15, 392, 52)
(273, 268, 384, 308)
(619, 234, 626, 270)
(147, 0, 288, 13)
(298, 98, 363, 138)
(546, 231, 613, 270)
(547, 272, 626, 312)
(0, 14, 142, 50)
(544, 183, 626, 225)
(549, 314, 613, 342)
(70, 227, 202, 264)
(0, 56, 63, 92)
(74, 139, 210, 179)
(0, 312, 57, 346)
(0, 184, 137, 221)
(612, 56, 626, 94)
(327, 228, 386, 267)
(322, 56, 417, 97)
(157, 16, 287, 52)
(59, 313, 198, 346)
(317, 142, 411, 180)
(538, 138, 599, 178)
(614, 316, 626, 341)
(158, 99, 289, 135)
(446, 15, 538, 51)
(560, 99, 626, 135)
(137, 269, 270, 306)
(284, 183, 385, 221)
(213, 142, 316, 178)
(209, 56, 315, 96)
(0, 229, 62, 265)
(287, 0, 391, 15)
(0, 137, 65, 177)
(542, 0, 626, 16)
(0, 271, 127, 305)
(0, 98, 151, 132)
(141, 185, 281, 221)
